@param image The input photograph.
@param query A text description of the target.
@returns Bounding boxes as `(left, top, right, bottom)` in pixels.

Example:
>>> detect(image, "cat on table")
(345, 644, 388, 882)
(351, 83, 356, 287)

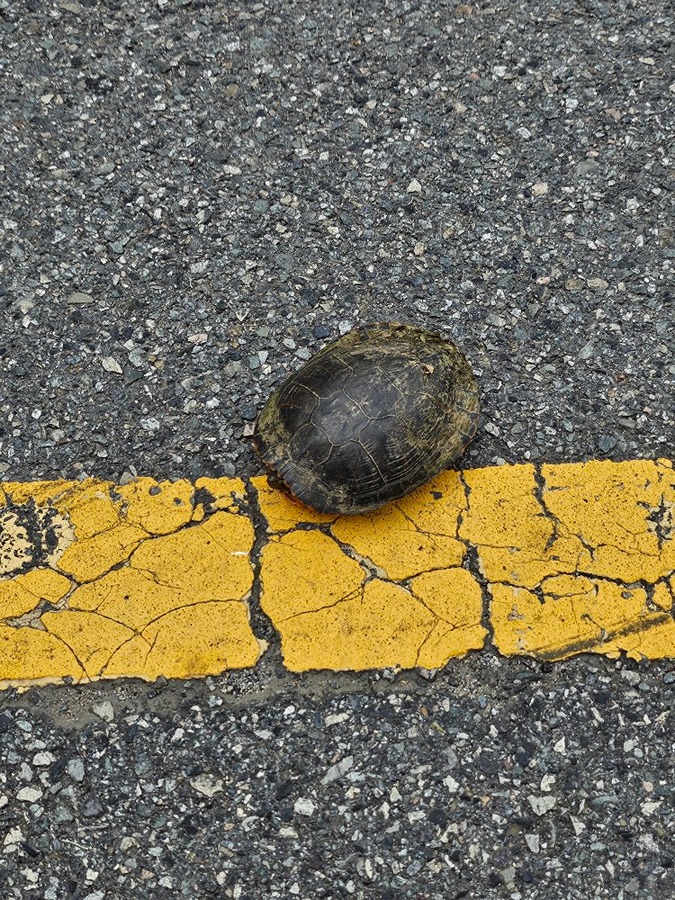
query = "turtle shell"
(253, 322, 479, 515)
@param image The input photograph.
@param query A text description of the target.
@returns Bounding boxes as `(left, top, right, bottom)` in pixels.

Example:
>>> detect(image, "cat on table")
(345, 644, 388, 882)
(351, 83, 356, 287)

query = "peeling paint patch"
(0, 495, 74, 577)
(0, 476, 263, 686)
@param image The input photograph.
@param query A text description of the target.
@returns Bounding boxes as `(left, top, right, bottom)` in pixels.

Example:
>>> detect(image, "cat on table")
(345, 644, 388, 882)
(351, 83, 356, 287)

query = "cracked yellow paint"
(42, 609, 135, 680)
(68, 568, 188, 632)
(58, 523, 149, 583)
(0, 623, 83, 685)
(261, 529, 365, 619)
(257, 483, 487, 671)
(0, 569, 71, 619)
(408, 568, 487, 668)
(194, 476, 247, 511)
(540, 459, 675, 584)
(331, 472, 467, 581)
(272, 577, 477, 671)
(0, 476, 262, 687)
(0, 458, 673, 686)
(490, 577, 675, 661)
(459, 463, 586, 588)
(102, 600, 259, 680)
(252, 476, 336, 532)
(1, 479, 74, 506)
(463, 458, 675, 660)
(117, 477, 195, 534)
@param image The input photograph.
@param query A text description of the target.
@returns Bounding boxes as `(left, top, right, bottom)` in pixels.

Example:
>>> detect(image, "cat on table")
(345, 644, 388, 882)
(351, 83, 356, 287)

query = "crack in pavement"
(0, 459, 673, 681)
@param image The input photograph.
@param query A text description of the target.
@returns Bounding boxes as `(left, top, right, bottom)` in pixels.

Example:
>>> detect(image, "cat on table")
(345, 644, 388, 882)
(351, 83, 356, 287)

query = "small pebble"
(101, 356, 123, 375)
(17, 786, 43, 803)
(528, 795, 556, 816)
(294, 797, 316, 817)
(67, 758, 85, 782)
(597, 434, 618, 452)
(239, 403, 258, 421)
(575, 159, 599, 176)
(92, 700, 115, 722)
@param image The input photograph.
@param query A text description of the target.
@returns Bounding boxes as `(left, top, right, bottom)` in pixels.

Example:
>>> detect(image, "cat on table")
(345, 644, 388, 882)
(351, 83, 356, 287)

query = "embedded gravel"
(1, 1, 674, 898)
(1, 657, 675, 899)
(0, 0, 673, 482)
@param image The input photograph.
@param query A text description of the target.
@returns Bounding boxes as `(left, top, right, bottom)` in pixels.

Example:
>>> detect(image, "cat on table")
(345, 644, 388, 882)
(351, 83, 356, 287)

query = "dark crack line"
(36, 628, 90, 684)
(143, 631, 159, 667)
(394, 504, 458, 545)
(457, 470, 495, 652)
(237, 479, 278, 649)
(414, 619, 443, 668)
(96, 598, 246, 677)
(401, 562, 474, 582)
(110, 479, 205, 533)
(54, 486, 238, 584)
(463, 542, 495, 650)
(536, 611, 675, 662)
(64, 518, 150, 544)
(139, 597, 244, 630)
(4, 464, 673, 682)
(533, 465, 653, 566)
(489, 572, 675, 597)
(125, 563, 180, 592)
(3, 572, 80, 628)
(283, 585, 364, 622)
(53, 606, 141, 636)
(98, 630, 154, 679)
(406, 585, 463, 631)
(324, 528, 389, 581)
(644, 494, 674, 552)
(86, 581, 117, 615)
(270, 518, 339, 538)
(533, 463, 573, 554)
(58, 535, 148, 585)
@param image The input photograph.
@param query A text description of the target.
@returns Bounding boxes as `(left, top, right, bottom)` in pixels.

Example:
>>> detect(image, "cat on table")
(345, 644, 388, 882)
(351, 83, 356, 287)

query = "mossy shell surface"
(253, 323, 480, 515)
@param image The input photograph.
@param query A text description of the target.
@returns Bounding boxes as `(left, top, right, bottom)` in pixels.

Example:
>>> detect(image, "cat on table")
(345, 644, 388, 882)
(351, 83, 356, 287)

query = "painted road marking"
(256, 472, 487, 671)
(0, 458, 672, 686)
(0, 478, 263, 687)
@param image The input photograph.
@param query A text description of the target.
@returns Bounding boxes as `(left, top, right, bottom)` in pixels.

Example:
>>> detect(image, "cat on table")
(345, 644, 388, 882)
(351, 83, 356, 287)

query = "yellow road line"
(0, 458, 673, 687)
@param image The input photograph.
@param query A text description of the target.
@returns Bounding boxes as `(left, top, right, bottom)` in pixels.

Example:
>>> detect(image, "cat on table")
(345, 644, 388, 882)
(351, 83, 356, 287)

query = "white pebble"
(190, 774, 224, 797)
(92, 700, 115, 722)
(525, 833, 540, 853)
(294, 797, 316, 817)
(528, 794, 556, 816)
(16, 787, 43, 803)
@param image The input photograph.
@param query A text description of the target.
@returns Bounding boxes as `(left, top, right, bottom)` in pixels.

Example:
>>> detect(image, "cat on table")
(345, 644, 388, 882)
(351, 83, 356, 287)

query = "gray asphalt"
(1, 0, 674, 898)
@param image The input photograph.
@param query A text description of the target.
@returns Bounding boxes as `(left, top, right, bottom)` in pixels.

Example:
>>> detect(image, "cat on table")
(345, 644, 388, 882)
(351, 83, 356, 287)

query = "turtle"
(253, 322, 479, 515)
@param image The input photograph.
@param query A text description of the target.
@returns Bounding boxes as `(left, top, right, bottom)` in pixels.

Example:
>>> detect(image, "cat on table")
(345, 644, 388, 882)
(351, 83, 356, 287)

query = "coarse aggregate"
(1, 655, 674, 899)
(0, 0, 673, 483)
(1, 1, 674, 898)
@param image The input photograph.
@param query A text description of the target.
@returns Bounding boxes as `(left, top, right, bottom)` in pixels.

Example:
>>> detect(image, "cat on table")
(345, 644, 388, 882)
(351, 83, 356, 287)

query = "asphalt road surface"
(1, 1, 674, 898)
